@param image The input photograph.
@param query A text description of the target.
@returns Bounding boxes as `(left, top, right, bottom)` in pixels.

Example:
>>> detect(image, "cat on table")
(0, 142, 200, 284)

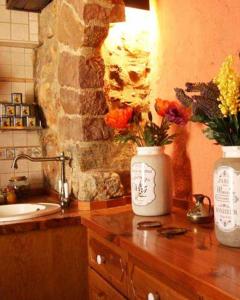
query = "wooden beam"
(124, 0, 150, 10)
(6, 0, 53, 12)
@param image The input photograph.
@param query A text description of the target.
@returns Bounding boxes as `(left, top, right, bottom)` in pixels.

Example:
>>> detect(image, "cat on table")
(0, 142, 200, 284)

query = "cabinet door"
(89, 267, 126, 300)
(88, 231, 127, 295)
(129, 263, 188, 300)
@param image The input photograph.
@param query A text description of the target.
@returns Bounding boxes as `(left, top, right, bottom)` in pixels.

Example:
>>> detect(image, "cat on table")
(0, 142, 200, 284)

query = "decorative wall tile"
(15, 147, 27, 156)
(0, 148, 6, 160)
(6, 148, 15, 159)
(31, 147, 42, 157)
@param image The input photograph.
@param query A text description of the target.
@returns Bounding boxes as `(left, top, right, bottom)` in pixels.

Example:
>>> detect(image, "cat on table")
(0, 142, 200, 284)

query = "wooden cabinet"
(87, 230, 189, 300)
(83, 206, 240, 300)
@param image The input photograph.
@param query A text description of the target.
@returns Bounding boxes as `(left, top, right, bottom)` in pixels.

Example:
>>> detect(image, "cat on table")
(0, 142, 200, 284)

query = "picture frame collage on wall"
(0, 93, 41, 128)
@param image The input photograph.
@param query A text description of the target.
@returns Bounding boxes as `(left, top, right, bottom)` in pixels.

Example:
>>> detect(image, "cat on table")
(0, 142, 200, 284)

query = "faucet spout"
(12, 154, 64, 169)
(12, 152, 71, 208)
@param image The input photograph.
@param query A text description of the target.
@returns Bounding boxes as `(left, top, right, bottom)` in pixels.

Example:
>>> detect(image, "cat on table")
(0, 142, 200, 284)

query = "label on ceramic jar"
(131, 162, 156, 206)
(214, 166, 240, 232)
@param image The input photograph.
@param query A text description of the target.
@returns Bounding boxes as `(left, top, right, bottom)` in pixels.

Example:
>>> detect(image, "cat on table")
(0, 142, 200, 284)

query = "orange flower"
(155, 98, 189, 124)
(155, 98, 171, 116)
(105, 107, 133, 129)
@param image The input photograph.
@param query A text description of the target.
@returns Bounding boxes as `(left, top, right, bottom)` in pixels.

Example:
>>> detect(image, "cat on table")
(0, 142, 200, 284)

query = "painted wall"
(150, 0, 240, 201)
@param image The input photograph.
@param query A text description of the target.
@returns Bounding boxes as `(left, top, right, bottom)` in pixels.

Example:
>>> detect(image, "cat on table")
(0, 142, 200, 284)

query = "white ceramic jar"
(214, 146, 240, 247)
(131, 146, 172, 216)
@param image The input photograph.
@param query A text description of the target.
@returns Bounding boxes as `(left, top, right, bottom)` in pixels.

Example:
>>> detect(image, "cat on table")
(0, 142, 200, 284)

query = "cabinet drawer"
(129, 264, 188, 300)
(88, 231, 127, 295)
(89, 268, 126, 300)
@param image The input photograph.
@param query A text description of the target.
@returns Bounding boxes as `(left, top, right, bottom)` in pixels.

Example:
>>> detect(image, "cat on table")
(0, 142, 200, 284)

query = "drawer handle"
(148, 292, 160, 300)
(96, 254, 105, 265)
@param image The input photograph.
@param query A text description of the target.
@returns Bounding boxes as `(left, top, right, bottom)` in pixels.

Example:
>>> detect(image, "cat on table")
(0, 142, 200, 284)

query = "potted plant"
(175, 55, 240, 247)
(104, 100, 188, 216)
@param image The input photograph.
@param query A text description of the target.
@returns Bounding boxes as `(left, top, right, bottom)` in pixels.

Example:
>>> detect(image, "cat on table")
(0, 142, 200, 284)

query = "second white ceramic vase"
(131, 146, 172, 216)
(214, 146, 240, 247)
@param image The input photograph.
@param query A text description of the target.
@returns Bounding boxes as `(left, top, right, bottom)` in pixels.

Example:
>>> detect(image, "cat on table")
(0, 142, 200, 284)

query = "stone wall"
(102, 8, 151, 108)
(36, 0, 136, 201)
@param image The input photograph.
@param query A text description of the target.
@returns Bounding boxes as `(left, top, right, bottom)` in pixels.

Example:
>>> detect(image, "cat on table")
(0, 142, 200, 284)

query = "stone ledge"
(76, 170, 124, 201)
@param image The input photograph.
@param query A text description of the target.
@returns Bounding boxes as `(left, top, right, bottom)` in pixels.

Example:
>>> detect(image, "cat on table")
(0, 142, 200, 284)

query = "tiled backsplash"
(0, 131, 43, 188)
(0, 1, 38, 43)
(0, 2, 42, 190)
(0, 47, 34, 102)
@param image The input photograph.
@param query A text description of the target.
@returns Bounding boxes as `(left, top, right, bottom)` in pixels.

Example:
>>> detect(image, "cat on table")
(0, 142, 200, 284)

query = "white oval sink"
(0, 203, 61, 222)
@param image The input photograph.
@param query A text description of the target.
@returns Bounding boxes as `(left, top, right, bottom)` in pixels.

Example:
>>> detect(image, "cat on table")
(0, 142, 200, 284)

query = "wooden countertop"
(0, 196, 84, 234)
(81, 205, 240, 300)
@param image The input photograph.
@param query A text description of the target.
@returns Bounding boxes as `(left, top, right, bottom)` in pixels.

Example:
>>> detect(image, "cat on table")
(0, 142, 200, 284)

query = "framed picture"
(14, 117, 23, 127)
(1, 117, 11, 127)
(5, 105, 15, 116)
(15, 105, 21, 116)
(10, 117, 14, 126)
(27, 116, 36, 127)
(11, 93, 22, 104)
(21, 105, 30, 117)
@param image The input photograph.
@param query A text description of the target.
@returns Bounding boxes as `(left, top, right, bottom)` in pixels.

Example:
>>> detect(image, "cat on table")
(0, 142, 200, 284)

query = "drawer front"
(129, 264, 188, 300)
(88, 231, 127, 295)
(89, 268, 126, 300)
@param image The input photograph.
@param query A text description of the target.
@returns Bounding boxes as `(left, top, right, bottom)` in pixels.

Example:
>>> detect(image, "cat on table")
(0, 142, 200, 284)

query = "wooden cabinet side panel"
(0, 225, 88, 300)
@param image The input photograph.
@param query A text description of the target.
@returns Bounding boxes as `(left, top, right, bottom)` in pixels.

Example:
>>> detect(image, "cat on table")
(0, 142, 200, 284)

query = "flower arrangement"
(175, 55, 240, 146)
(104, 99, 188, 147)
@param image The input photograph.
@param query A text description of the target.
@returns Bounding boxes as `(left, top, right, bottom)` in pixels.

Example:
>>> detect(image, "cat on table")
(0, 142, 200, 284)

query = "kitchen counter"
(81, 205, 240, 300)
(2, 195, 240, 299)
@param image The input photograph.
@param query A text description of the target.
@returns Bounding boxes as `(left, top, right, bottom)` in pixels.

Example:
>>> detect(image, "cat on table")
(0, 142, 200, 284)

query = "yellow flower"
(213, 55, 240, 116)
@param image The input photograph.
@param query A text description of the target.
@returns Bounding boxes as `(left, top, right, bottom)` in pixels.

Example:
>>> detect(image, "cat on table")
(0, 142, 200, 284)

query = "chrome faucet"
(12, 152, 71, 208)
